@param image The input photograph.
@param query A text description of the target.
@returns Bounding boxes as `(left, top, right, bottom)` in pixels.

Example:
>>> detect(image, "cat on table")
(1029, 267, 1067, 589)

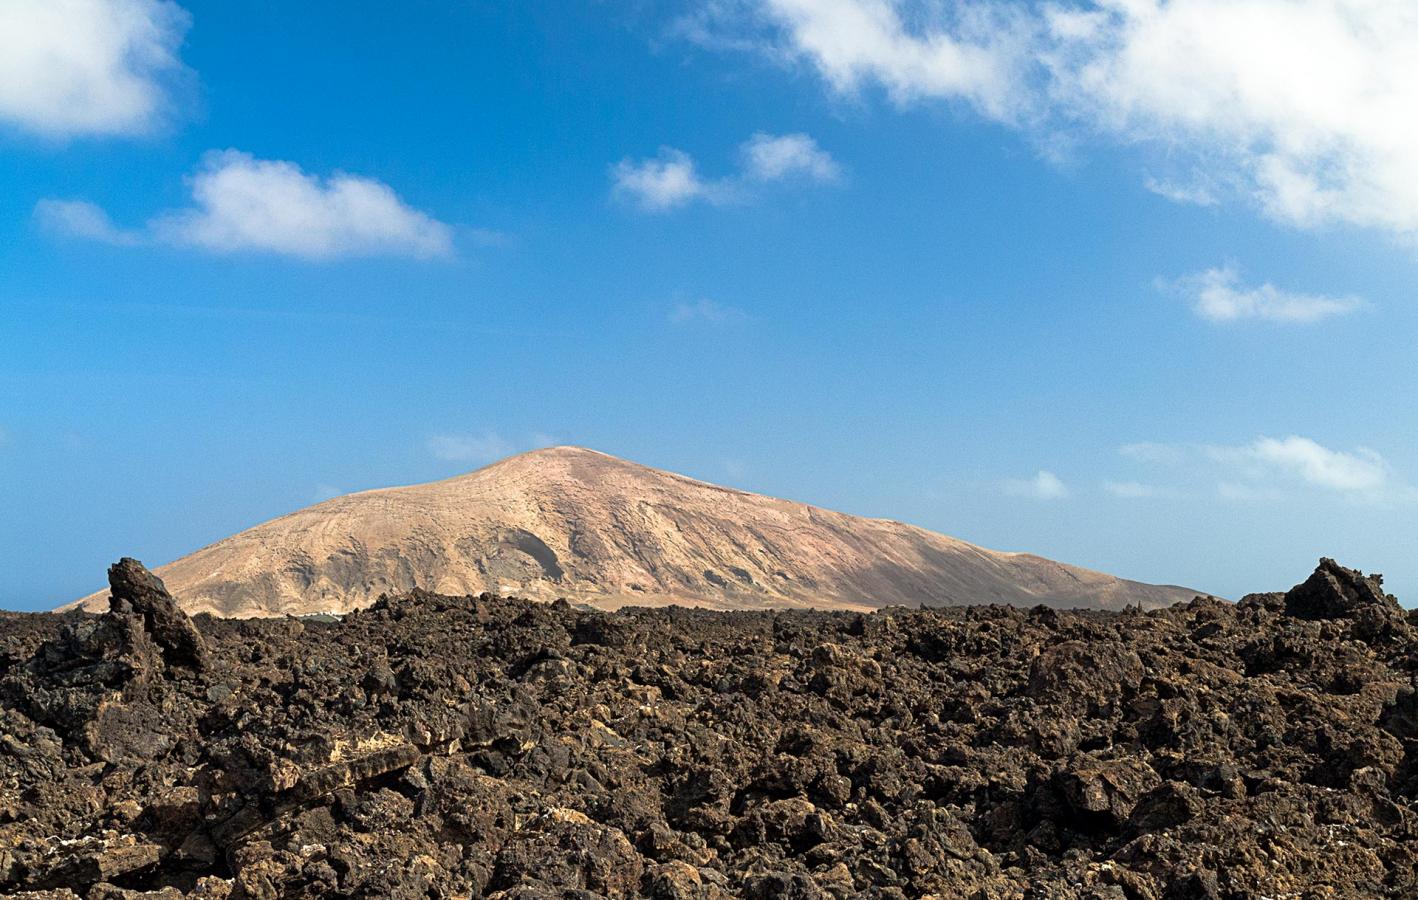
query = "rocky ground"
(3, 559, 1418, 898)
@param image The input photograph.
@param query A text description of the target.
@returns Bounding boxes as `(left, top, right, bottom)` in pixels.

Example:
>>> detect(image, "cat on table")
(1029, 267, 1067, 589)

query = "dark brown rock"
(107, 558, 209, 671)
(489, 808, 643, 896)
(1054, 756, 1161, 831)
(30, 841, 161, 891)
(1284, 557, 1401, 622)
(1027, 640, 1145, 710)
(0, 559, 1416, 898)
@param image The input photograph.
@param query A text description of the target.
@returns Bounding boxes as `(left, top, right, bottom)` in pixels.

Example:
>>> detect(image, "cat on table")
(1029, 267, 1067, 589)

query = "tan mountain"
(72, 446, 1203, 617)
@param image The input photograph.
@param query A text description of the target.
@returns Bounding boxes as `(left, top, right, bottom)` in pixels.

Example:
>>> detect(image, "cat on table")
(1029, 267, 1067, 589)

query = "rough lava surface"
(6, 558, 1418, 898)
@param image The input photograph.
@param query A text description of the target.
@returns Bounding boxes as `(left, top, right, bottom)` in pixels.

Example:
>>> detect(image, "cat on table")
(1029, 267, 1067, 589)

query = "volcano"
(72, 447, 1202, 617)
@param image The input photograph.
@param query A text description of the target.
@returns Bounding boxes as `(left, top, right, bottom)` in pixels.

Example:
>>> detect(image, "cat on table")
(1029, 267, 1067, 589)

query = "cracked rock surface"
(4, 557, 1418, 898)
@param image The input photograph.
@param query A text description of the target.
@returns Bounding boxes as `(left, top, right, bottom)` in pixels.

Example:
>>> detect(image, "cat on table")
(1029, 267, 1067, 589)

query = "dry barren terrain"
(73, 448, 1200, 618)
(8, 557, 1418, 897)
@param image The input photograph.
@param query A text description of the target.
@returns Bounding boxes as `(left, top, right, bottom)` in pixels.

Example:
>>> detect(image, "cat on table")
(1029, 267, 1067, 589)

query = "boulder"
(1284, 558, 1400, 621)
(490, 808, 643, 896)
(107, 559, 209, 672)
(1028, 641, 1145, 711)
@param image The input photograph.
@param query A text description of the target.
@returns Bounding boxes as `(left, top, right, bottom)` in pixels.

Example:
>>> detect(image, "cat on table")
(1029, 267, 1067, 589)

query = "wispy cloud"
(1168, 266, 1363, 324)
(312, 483, 344, 502)
(613, 132, 838, 212)
(1003, 470, 1069, 501)
(0, 0, 191, 139)
(612, 148, 730, 211)
(38, 151, 455, 260)
(1142, 175, 1219, 208)
(1207, 436, 1389, 494)
(741, 132, 841, 182)
(428, 431, 516, 464)
(1124, 434, 1405, 503)
(744, 0, 1032, 122)
(693, 0, 1418, 243)
(427, 431, 557, 465)
(670, 298, 747, 325)
(34, 199, 141, 245)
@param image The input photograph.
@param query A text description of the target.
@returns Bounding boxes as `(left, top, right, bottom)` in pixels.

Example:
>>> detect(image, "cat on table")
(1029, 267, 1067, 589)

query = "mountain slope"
(72, 447, 1203, 616)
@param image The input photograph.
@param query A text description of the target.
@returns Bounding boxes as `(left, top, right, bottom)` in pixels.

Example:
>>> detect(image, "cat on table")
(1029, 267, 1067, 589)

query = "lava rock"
(489, 808, 643, 896)
(1284, 557, 1400, 622)
(1053, 756, 1160, 832)
(107, 558, 209, 672)
(0, 558, 1414, 897)
(1027, 640, 1144, 711)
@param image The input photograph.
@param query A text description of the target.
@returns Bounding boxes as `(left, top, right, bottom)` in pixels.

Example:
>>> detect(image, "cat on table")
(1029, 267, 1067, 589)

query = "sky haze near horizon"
(3, 0, 1418, 609)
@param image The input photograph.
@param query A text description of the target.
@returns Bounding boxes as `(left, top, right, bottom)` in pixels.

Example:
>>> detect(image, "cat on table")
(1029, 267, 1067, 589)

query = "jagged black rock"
(2, 559, 1417, 898)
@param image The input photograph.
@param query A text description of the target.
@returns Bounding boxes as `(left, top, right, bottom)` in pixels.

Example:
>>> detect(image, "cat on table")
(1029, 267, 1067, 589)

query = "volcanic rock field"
(4, 557, 1418, 898)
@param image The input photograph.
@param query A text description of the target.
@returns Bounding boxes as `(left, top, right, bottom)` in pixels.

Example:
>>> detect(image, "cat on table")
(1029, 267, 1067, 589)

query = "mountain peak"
(72, 451, 1205, 618)
(503, 445, 611, 462)
(460, 445, 639, 477)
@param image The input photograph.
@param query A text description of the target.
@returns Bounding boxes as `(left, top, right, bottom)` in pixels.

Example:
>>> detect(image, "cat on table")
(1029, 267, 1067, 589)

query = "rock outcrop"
(4, 558, 1417, 897)
(106, 558, 209, 672)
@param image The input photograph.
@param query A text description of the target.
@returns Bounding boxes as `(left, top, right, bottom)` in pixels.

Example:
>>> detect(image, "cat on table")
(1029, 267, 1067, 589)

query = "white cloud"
(1126, 434, 1401, 500)
(709, 0, 1418, 242)
(612, 148, 728, 211)
(153, 151, 452, 259)
(1003, 469, 1069, 500)
(753, 0, 1034, 122)
(39, 151, 454, 260)
(1210, 436, 1389, 494)
(428, 431, 516, 464)
(670, 298, 748, 324)
(1142, 175, 1218, 208)
(613, 133, 837, 211)
(742, 132, 841, 181)
(1173, 265, 1363, 324)
(1043, 0, 1418, 237)
(34, 199, 141, 245)
(0, 0, 190, 138)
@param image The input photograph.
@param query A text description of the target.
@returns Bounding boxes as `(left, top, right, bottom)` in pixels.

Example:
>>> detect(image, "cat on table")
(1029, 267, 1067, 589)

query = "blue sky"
(3, 0, 1417, 609)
